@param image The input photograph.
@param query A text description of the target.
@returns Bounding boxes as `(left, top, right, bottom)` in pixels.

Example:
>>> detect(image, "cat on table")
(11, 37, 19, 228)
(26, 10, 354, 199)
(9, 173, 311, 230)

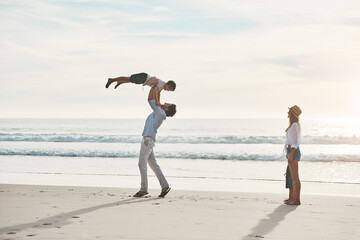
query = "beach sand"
(0, 184, 359, 240)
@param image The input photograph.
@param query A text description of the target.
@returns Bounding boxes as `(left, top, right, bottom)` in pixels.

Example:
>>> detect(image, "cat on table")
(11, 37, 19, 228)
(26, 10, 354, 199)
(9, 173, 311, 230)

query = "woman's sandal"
(133, 191, 148, 197)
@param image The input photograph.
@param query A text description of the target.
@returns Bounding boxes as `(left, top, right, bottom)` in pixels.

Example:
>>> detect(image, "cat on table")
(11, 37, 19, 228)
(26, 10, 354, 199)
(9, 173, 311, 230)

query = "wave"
(0, 133, 359, 145)
(1, 149, 359, 161)
(0, 133, 139, 143)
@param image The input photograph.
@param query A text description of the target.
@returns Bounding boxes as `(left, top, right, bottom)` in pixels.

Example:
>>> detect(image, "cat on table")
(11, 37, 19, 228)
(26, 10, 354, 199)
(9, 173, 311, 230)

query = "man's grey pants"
(138, 137, 169, 192)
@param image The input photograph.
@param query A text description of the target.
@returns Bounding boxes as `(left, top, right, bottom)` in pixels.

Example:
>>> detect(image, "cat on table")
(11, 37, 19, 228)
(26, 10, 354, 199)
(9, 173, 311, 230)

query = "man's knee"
(138, 158, 147, 168)
(148, 156, 158, 166)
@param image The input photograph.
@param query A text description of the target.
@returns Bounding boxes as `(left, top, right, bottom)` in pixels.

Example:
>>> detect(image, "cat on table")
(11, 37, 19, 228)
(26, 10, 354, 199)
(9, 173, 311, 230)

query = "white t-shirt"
(143, 75, 166, 90)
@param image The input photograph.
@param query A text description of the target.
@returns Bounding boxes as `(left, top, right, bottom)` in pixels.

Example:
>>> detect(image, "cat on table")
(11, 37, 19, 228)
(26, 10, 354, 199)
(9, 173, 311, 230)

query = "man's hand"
(151, 77, 159, 86)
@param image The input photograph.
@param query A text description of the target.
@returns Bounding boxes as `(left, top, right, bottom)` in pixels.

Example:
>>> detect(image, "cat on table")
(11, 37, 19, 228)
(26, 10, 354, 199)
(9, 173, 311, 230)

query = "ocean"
(0, 118, 359, 190)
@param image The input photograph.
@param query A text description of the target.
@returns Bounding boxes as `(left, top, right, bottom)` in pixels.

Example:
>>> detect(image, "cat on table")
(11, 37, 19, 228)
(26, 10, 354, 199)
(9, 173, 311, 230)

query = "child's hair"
(165, 80, 176, 91)
(165, 104, 177, 117)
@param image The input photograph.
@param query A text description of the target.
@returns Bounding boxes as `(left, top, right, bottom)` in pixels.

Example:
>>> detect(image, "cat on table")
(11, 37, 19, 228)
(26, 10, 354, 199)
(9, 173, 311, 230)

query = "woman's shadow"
(241, 204, 298, 240)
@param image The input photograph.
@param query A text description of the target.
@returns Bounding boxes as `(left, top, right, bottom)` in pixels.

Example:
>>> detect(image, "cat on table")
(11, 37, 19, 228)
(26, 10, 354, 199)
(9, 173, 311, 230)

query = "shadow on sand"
(241, 204, 298, 240)
(0, 196, 159, 235)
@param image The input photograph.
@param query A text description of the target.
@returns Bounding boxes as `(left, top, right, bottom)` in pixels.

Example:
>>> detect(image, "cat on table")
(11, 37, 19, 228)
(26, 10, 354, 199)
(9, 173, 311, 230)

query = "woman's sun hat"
(289, 105, 302, 118)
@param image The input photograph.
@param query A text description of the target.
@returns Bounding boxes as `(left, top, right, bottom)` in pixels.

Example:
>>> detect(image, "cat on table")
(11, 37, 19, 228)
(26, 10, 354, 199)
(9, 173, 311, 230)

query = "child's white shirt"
(143, 75, 166, 90)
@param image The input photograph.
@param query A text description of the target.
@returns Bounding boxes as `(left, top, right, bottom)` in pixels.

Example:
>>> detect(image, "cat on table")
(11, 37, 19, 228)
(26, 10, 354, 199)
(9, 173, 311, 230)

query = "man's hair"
(165, 80, 176, 91)
(165, 104, 177, 117)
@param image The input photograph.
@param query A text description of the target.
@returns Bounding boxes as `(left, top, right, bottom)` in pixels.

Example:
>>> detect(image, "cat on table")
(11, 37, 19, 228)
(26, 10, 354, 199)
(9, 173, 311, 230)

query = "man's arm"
(153, 87, 161, 106)
(147, 86, 156, 101)
(147, 86, 161, 105)
(147, 86, 163, 114)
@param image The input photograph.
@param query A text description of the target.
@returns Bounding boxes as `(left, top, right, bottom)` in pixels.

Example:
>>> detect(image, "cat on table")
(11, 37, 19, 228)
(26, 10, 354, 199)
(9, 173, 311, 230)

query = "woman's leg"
(106, 76, 130, 88)
(284, 188, 293, 203)
(290, 188, 294, 199)
(287, 160, 301, 205)
(284, 164, 293, 203)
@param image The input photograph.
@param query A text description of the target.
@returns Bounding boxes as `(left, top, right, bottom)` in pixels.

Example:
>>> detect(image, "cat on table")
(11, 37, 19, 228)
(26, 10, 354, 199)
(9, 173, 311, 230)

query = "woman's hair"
(286, 111, 300, 132)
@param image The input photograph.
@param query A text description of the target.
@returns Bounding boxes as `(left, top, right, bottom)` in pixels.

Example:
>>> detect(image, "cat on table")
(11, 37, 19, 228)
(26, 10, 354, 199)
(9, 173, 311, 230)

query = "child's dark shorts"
(285, 147, 301, 189)
(130, 73, 148, 84)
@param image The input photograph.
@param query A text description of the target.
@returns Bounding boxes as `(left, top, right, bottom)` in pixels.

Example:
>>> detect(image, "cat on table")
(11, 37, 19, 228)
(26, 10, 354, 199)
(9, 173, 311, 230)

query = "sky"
(1, 0, 360, 119)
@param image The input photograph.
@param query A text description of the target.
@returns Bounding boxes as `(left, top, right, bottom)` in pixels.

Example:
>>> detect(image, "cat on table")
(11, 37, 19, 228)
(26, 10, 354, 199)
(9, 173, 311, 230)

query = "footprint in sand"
(26, 234, 37, 237)
(248, 234, 264, 238)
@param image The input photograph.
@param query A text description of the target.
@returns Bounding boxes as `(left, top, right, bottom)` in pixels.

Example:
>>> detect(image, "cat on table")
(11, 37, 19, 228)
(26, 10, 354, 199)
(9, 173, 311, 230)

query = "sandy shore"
(0, 184, 359, 240)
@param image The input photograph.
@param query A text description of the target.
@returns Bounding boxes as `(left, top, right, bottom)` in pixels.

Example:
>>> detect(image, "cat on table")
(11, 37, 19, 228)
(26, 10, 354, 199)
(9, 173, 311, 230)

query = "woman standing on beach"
(284, 105, 302, 205)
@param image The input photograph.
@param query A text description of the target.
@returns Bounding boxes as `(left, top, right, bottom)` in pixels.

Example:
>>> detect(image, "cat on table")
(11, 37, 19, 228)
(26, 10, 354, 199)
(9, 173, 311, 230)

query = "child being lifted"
(106, 72, 176, 106)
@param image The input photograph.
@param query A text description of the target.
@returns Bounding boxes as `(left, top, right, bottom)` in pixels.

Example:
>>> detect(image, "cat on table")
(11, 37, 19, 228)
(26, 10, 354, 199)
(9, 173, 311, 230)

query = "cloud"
(0, 0, 360, 118)
(152, 6, 170, 13)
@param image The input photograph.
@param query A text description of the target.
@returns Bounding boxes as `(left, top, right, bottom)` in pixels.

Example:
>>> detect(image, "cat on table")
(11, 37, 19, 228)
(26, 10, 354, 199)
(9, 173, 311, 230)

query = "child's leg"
(114, 77, 131, 89)
(106, 76, 130, 88)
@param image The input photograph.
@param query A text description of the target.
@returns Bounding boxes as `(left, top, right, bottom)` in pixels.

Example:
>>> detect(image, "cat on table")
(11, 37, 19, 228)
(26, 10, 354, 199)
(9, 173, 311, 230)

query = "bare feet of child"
(106, 78, 115, 88)
(114, 82, 124, 89)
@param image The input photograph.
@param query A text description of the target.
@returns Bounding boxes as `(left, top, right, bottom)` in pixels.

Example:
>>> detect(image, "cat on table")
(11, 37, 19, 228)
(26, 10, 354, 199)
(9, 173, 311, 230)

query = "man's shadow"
(241, 205, 298, 240)
(0, 197, 159, 235)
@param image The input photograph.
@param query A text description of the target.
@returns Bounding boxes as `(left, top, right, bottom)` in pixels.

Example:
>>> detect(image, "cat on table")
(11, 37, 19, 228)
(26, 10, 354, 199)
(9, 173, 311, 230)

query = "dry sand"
(0, 184, 359, 240)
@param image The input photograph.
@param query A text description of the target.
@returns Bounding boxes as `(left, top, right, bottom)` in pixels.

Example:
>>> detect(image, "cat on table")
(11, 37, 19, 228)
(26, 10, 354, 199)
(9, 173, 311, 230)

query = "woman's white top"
(143, 76, 166, 90)
(285, 122, 301, 149)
